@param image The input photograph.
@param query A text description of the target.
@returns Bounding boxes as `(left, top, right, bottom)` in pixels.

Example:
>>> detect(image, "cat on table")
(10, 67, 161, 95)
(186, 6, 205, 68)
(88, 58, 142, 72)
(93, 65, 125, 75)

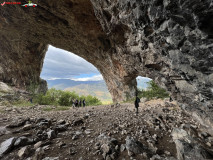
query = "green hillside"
(64, 82, 112, 103)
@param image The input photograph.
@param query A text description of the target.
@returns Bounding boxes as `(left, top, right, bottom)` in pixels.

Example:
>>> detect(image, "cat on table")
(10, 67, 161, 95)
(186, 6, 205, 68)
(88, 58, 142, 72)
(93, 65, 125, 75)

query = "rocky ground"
(0, 100, 213, 160)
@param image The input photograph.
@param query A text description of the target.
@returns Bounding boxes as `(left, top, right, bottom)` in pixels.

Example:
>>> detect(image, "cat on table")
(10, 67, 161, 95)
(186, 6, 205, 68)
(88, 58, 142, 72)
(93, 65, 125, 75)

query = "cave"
(0, 0, 212, 135)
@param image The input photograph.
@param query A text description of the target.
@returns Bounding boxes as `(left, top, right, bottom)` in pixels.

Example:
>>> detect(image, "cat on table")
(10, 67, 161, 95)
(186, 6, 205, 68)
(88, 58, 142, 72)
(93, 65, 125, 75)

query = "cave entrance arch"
(0, 0, 139, 103)
(40, 45, 113, 103)
(0, 0, 212, 132)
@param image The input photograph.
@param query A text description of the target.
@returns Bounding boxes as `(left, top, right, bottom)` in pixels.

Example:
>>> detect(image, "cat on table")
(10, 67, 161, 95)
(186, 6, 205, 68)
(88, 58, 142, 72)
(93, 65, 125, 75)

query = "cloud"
(46, 75, 103, 81)
(136, 76, 152, 81)
(41, 46, 100, 80)
(71, 75, 103, 81)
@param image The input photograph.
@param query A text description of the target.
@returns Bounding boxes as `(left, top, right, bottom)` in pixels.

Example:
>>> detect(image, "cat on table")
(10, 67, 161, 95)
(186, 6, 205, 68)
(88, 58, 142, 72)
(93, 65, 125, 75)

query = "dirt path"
(0, 100, 212, 160)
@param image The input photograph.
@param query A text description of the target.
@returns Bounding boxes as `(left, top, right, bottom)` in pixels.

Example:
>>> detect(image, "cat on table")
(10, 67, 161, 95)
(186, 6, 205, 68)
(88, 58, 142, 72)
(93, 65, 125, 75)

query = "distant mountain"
(64, 81, 112, 102)
(46, 77, 151, 102)
(47, 79, 112, 102)
(47, 79, 101, 90)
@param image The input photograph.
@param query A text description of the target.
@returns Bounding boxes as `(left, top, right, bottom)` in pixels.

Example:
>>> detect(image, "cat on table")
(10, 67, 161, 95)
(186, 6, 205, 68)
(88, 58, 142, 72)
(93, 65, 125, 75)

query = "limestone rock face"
(0, 0, 212, 132)
(0, 82, 14, 94)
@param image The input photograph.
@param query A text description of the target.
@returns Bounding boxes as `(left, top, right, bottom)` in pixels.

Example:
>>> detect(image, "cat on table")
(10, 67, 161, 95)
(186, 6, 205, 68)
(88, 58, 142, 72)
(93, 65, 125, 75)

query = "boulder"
(33, 147, 44, 160)
(34, 141, 42, 149)
(172, 128, 213, 160)
(22, 124, 33, 131)
(0, 137, 16, 157)
(0, 126, 10, 136)
(125, 136, 143, 155)
(97, 133, 119, 159)
(57, 119, 66, 125)
(0, 82, 14, 94)
(47, 130, 56, 139)
(140, 97, 148, 103)
(73, 119, 84, 126)
(55, 125, 67, 132)
(42, 157, 59, 160)
(6, 118, 29, 128)
(120, 144, 126, 152)
(18, 146, 31, 158)
(14, 136, 33, 147)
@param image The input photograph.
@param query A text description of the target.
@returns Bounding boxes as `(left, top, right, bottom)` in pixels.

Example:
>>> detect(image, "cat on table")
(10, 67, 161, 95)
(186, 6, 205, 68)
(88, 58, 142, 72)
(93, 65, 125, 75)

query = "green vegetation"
(102, 101, 113, 105)
(42, 107, 53, 112)
(55, 106, 70, 111)
(42, 106, 70, 112)
(34, 88, 102, 106)
(0, 101, 13, 107)
(122, 97, 136, 103)
(12, 100, 34, 107)
(0, 109, 4, 113)
(26, 80, 39, 95)
(137, 80, 169, 100)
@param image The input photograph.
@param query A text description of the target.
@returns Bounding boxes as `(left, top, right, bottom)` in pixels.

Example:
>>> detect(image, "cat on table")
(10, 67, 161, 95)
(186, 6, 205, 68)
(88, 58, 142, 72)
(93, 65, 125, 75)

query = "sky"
(41, 45, 151, 85)
(40, 45, 103, 81)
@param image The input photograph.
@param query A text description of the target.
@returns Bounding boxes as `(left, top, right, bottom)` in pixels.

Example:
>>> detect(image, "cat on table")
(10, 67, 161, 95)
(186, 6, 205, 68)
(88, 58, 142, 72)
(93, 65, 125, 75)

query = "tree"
(138, 80, 169, 100)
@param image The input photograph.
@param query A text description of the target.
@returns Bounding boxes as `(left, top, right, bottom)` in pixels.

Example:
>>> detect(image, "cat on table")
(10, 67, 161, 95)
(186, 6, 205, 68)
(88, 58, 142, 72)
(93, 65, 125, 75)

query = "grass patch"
(55, 106, 70, 111)
(0, 101, 12, 107)
(42, 107, 54, 112)
(12, 100, 35, 107)
(122, 98, 135, 104)
(102, 100, 113, 105)
(0, 109, 4, 113)
(42, 106, 69, 112)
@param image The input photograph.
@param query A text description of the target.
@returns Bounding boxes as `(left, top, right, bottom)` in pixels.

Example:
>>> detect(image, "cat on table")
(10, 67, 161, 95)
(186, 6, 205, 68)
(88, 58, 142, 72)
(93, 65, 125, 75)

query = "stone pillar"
(95, 55, 138, 103)
(103, 75, 137, 103)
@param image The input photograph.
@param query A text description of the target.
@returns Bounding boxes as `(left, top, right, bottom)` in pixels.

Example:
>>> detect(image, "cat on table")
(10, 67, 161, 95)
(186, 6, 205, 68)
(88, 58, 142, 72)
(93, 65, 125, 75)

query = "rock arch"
(0, 0, 212, 132)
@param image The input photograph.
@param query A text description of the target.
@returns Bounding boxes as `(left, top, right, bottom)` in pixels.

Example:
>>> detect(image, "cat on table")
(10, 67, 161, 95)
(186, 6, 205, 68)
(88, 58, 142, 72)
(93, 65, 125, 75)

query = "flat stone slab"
(0, 137, 16, 157)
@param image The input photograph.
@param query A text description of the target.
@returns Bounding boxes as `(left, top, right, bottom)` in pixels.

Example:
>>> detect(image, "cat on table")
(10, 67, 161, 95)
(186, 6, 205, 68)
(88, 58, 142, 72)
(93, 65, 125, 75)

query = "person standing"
(83, 99, 86, 107)
(72, 99, 75, 108)
(29, 97, 33, 104)
(135, 95, 140, 115)
(169, 96, 173, 102)
(79, 100, 82, 107)
(75, 99, 79, 107)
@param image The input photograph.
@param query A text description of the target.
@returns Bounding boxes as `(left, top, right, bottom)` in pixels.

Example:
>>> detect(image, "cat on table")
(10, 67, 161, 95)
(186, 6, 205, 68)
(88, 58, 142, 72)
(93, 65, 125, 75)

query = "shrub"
(85, 95, 102, 106)
(34, 88, 102, 106)
(34, 94, 53, 105)
(138, 80, 169, 100)
(58, 91, 74, 106)
(12, 100, 34, 107)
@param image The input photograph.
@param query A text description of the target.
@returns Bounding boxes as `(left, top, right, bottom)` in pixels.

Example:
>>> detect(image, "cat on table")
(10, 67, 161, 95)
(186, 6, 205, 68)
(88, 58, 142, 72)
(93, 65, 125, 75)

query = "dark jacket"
(135, 97, 140, 108)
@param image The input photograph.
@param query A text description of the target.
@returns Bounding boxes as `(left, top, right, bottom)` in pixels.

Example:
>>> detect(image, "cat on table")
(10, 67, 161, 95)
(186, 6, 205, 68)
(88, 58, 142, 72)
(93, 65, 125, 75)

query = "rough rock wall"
(0, 0, 212, 132)
(0, 36, 48, 93)
(90, 0, 213, 133)
(0, 0, 138, 101)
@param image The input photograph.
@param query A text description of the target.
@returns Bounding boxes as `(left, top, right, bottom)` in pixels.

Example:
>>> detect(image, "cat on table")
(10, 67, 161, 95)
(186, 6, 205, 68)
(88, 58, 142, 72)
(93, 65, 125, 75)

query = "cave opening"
(40, 45, 112, 104)
(136, 76, 152, 91)
(136, 76, 170, 101)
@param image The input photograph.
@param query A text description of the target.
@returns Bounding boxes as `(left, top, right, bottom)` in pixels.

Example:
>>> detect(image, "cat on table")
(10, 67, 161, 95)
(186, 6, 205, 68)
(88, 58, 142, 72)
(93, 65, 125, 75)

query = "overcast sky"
(41, 45, 151, 84)
(40, 45, 103, 81)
